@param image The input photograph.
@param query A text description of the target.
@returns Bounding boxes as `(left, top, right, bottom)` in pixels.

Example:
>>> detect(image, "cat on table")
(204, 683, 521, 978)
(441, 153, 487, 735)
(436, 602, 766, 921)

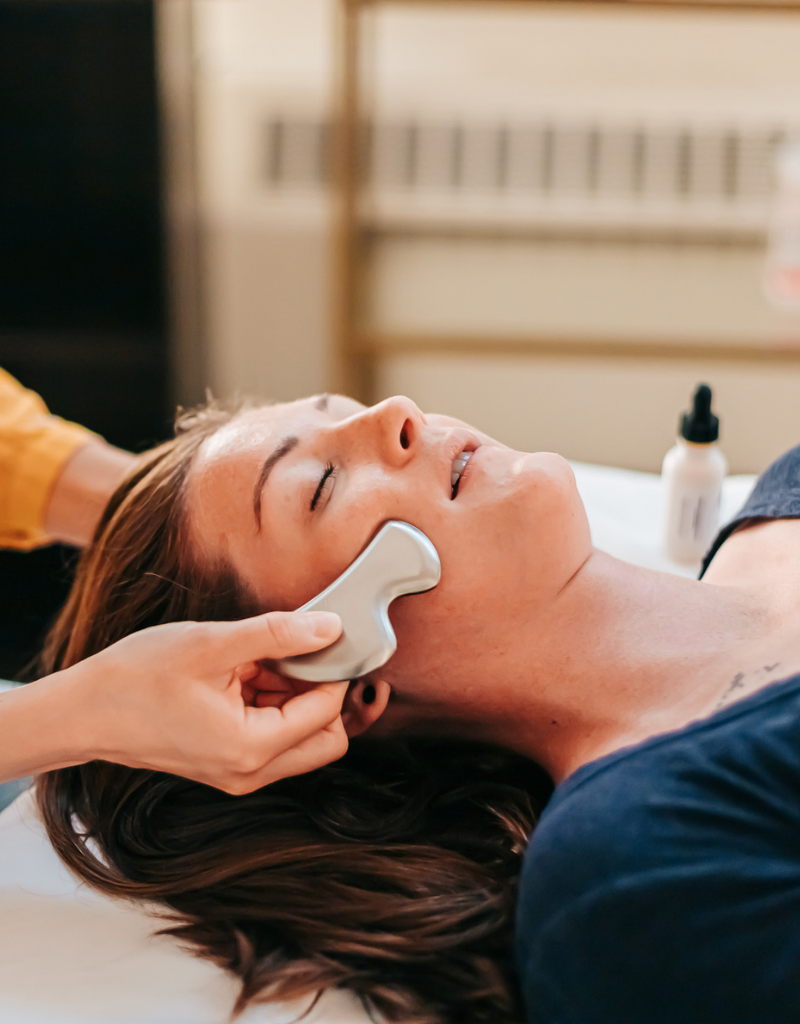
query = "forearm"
(0, 669, 93, 783)
(43, 441, 137, 547)
(0, 366, 135, 550)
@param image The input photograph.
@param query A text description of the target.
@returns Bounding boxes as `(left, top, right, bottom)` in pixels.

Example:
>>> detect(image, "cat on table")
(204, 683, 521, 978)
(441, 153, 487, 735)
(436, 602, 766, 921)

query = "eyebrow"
(253, 435, 299, 530)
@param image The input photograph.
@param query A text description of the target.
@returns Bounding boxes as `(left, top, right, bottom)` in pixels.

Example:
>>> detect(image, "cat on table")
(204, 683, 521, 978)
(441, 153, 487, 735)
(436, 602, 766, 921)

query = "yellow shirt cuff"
(0, 369, 99, 550)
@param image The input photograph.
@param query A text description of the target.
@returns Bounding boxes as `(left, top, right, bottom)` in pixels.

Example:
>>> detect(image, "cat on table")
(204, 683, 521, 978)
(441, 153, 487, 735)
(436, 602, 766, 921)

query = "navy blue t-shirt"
(516, 444, 800, 1024)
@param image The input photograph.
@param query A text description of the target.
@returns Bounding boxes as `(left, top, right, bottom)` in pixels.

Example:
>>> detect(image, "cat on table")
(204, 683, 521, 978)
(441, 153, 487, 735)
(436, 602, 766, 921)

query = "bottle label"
(677, 487, 721, 545)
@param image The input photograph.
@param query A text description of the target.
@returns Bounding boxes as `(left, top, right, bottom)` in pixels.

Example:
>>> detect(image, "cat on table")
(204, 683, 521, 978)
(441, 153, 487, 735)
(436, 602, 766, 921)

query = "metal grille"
(262, 114, 793, 235)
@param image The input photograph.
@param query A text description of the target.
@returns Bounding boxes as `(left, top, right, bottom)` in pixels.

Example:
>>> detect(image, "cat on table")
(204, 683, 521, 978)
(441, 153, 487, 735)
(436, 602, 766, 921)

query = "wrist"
(49, 660, 106, 766)
(29, 664, 98, 770)
(0, 666, 97, 783)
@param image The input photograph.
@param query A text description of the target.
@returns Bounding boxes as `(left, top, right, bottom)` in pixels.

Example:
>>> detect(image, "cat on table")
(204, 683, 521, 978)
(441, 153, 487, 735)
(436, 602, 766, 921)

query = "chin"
(505, 451, 590, 573)
(499, 450, 579, 515)
(519, 450, 574, 478)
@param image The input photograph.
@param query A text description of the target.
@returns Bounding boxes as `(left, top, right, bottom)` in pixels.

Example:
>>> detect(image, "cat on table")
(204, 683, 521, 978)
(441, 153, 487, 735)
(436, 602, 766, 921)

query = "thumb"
(211, 610, 342, 665)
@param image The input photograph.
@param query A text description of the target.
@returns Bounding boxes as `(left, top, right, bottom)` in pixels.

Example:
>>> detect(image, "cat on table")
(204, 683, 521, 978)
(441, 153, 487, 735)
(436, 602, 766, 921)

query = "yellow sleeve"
(0, 368, 98, 550)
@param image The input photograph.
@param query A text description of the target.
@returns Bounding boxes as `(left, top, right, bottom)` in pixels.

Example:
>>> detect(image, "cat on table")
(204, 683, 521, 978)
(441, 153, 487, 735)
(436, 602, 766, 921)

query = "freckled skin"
(186, 395, 591, 732)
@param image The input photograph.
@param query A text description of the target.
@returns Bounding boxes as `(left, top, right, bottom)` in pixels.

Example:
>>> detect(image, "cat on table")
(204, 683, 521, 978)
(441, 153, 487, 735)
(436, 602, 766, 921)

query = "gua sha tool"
(276, 521, 441, 683)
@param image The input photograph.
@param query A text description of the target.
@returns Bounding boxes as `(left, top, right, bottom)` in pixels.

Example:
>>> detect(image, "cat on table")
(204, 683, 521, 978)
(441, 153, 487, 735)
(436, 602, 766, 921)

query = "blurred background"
(180, 0, 800, 472)
(1, 0, 800, 672)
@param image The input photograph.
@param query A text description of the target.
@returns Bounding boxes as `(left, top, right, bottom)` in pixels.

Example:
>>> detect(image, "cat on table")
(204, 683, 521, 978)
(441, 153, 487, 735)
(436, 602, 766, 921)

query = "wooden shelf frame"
(332, 0, 800, 402)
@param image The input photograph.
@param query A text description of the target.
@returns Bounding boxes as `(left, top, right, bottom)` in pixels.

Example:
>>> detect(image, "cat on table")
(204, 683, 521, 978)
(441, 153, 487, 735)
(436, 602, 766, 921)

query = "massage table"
(0, 463, 757, 1024)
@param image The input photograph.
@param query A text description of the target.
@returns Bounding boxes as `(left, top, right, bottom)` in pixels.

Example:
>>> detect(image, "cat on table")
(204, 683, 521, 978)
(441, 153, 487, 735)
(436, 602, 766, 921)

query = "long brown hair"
(36, 403, 552, 1023)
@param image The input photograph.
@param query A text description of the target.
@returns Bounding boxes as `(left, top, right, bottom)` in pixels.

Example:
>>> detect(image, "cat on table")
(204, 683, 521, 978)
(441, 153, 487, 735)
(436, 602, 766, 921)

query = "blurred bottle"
(662, 384, 727, 565)
(764, 141, 800, 311)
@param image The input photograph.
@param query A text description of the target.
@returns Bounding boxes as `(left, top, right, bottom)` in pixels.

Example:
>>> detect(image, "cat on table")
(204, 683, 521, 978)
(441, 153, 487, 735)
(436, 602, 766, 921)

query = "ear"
(341, 677, 392, 738)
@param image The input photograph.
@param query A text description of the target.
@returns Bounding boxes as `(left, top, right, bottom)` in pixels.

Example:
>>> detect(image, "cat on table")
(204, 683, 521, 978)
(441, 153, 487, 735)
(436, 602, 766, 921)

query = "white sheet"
(571, 461, 755, 577)
(0, 462, 757, 1024)
(0, 788, 372, 1024)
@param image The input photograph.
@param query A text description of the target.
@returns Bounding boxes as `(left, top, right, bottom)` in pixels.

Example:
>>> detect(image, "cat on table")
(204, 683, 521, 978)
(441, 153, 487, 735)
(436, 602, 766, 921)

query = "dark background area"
(0, 0, 169, 678)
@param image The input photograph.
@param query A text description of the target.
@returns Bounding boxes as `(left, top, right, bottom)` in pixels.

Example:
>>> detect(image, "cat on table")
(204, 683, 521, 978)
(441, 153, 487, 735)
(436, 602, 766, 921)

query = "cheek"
(385, 585, 508, 700)
(283, 510, 389, 609)
(386, 568, 503, 678)
(386, 459, 590, 668)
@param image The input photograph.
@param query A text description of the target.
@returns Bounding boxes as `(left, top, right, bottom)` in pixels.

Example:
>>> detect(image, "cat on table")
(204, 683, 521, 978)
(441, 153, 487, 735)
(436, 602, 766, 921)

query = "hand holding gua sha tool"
(276, 521, 441, 683)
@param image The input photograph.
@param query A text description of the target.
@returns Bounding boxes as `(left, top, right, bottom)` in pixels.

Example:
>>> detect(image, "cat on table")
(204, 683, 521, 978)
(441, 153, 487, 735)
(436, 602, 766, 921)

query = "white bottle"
(662, 384, 727, 566)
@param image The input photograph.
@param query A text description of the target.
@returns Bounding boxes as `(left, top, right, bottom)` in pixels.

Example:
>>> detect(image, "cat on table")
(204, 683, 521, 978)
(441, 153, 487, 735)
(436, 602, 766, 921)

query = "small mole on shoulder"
(764, 663, 781, 673)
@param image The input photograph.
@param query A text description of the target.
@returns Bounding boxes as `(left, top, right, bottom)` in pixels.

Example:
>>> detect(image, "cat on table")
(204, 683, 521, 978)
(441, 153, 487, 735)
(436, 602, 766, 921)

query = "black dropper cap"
(680, 383, 719, 444)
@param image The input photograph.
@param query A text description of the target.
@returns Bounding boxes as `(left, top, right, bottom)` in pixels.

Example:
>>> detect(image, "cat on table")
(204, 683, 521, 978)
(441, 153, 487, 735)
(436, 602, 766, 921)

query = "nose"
(346, 395, 425, 468)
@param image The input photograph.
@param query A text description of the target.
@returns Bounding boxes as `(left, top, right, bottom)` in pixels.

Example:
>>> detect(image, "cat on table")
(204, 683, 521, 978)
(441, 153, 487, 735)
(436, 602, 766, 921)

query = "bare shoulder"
(703, 518, 800, 591)
(703, 519, 800, 714)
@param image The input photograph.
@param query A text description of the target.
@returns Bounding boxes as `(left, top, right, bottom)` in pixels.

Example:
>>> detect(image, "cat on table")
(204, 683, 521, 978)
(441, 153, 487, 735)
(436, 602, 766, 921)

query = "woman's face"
(187, 394, 591, 715)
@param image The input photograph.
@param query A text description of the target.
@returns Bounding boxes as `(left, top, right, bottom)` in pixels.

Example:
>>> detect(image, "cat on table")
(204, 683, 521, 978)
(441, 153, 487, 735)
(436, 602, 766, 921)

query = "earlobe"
(341, 677, 391, 737)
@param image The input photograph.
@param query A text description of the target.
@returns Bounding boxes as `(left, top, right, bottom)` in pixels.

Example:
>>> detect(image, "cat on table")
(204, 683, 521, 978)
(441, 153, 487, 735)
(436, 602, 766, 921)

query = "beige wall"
(369, 3, 800, 119)
(366, 235, 786, 344)
(203, 222, 332, 402)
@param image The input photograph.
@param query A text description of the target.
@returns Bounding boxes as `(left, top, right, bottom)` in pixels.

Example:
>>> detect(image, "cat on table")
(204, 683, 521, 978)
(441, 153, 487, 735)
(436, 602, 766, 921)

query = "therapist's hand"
(25, 611, 348, 793)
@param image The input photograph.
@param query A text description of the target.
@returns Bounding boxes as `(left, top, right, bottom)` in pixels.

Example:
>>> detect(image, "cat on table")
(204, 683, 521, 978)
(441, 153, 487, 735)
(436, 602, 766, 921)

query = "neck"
(436, 552, 773, 783)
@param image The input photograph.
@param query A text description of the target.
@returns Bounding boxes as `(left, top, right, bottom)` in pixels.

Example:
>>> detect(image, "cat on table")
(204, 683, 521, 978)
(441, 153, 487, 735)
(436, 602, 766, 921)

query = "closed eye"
(310, 463, 336, 511)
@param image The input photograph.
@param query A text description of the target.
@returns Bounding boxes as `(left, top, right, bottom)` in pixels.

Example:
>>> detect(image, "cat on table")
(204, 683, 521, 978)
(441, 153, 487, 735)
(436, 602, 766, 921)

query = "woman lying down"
(38, 394, 800, 1024)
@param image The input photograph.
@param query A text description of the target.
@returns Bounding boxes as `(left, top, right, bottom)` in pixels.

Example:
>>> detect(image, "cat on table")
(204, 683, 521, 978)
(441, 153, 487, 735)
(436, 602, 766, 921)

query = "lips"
(450, 450, 473, 499)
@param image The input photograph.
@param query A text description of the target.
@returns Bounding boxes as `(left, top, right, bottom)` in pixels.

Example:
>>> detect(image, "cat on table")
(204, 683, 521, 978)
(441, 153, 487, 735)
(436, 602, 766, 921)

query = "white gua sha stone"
(276, 521, 441, 683)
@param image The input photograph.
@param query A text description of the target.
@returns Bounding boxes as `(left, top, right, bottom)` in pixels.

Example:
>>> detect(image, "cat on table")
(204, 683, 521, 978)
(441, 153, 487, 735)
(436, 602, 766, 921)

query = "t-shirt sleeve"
(0, 367, 97, 550)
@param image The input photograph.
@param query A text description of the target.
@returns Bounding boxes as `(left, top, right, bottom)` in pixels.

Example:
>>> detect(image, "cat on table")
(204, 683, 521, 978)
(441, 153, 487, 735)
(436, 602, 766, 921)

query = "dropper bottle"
(662, 383, 727, 565)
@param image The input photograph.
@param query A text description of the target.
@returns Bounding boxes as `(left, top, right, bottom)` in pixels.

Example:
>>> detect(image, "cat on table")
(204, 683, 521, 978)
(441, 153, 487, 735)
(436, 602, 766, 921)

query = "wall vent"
(262, 114, 794, 238)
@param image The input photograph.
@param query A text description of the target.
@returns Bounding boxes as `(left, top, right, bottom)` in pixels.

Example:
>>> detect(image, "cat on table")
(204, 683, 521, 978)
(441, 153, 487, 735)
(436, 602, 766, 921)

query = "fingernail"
(305, 611, 341, 638)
